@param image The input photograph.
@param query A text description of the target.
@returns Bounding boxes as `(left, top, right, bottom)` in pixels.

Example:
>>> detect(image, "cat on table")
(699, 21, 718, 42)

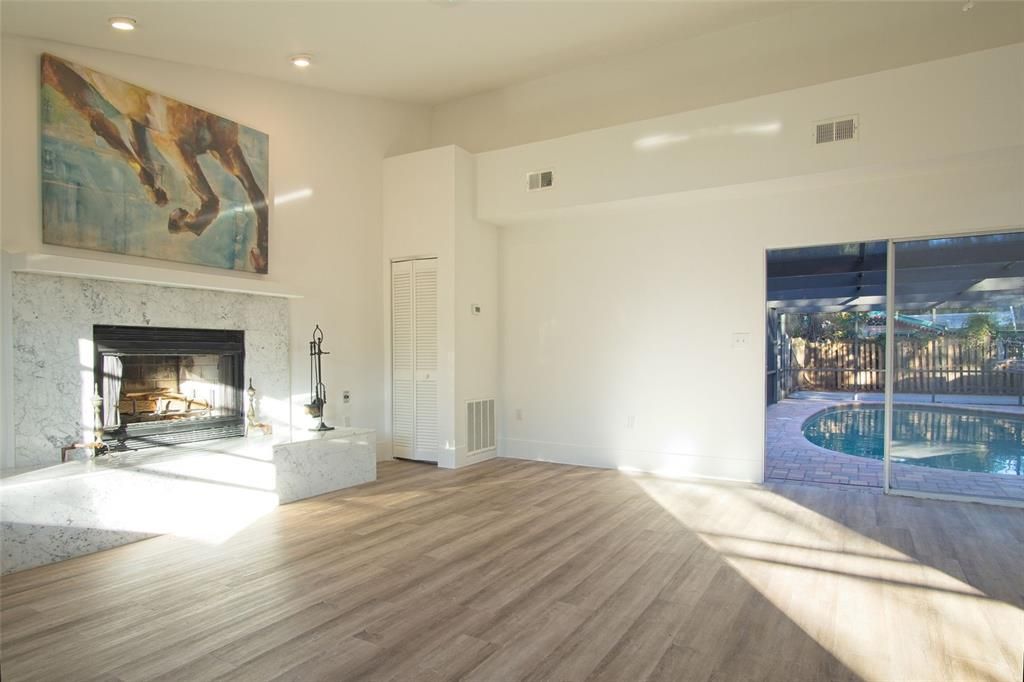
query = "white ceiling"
(1, 0, 805, 104)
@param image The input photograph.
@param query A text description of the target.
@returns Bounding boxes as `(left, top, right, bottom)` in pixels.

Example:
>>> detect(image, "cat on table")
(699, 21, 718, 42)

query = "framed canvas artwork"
(40, 53, 270, 273)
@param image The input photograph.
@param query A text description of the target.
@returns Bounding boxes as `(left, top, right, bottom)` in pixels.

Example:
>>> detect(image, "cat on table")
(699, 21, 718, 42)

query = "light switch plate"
(732, 332, 751, 349)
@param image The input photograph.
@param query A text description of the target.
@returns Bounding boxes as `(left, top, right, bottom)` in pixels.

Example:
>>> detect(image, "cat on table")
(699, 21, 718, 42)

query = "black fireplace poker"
(304, 324, 334, 432)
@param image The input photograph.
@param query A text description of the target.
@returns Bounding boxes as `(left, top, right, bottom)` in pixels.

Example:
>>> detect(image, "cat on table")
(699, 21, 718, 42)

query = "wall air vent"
(466, 398, 496, 455)
(815, 115, 858, 144)
(834, 117, 857, 141)
(527, 169, 554, 191)
(815, 121, 835, 144)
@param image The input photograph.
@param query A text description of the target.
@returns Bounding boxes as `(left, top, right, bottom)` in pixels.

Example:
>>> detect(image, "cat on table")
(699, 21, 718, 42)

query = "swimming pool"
(802, 404, 1024, 476)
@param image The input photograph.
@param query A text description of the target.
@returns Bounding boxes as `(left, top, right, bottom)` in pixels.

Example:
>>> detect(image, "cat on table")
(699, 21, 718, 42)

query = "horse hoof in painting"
(167, 207, 204, 236)
(146, 181, 169, 207)
(250, 247, 268, 273)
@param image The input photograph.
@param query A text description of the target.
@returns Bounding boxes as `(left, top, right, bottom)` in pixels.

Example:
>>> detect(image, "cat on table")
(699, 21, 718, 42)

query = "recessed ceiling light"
(962, 0, 975, 11)
(109, 16, 136, 31)
(290, 54, 312, 68)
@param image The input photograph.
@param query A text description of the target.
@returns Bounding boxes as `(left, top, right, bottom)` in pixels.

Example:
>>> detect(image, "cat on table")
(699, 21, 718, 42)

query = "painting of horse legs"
(40, 53, 270, 274)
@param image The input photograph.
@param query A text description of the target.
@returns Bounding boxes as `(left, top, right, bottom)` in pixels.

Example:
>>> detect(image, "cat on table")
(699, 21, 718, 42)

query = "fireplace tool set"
(304, 324, 335, 431)
(60, 384, 108, 462)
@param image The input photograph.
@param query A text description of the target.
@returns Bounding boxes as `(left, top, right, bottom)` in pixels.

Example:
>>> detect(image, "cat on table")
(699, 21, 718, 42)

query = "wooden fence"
(775, 337, 1024, 399)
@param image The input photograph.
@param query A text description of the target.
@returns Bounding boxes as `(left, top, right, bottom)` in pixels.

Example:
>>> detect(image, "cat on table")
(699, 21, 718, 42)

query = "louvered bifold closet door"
(391, 261, 415, 459)
(412, 259, 440, 461)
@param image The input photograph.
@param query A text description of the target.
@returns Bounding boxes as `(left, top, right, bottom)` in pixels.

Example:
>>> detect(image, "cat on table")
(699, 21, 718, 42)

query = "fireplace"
(94, 325, 245, 450)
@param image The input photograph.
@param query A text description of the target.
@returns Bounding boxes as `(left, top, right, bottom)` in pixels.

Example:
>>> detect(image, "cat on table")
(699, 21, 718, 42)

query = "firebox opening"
(94, 325, 245, 450)
(117, 354, 236, 425)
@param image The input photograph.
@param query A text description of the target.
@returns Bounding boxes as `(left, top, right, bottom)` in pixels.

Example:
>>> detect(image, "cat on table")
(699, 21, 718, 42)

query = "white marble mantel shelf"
(3, 251, 303, 299)
(0, 428, 376, 574)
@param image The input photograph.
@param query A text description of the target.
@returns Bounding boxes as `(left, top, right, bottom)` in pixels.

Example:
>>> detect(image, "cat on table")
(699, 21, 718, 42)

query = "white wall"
(475, 44, 1024, 224)
(453, 148, 499, 468)
(0, 35, 431, 464)
(499, 155, 1023, 482)
(381, 146, 457, 461)
(484, 46, 1024, 482)
(431, 3, 1024, 153)
(3, 31, 1019, 483)
(381, 146, 499, 468)
(0, 35, 7, 468)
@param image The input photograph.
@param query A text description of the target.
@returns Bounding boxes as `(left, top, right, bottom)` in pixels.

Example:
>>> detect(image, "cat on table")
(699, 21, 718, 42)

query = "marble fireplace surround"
(2, 271, 379, 575)
(10, 272, 291, 469)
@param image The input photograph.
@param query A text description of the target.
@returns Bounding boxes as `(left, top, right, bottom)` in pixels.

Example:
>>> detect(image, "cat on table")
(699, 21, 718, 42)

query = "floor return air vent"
(466, 398, 496, 455)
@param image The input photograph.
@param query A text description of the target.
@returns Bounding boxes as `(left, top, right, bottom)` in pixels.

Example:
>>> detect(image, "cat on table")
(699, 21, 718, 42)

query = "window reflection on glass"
(889, 231, 1024, 501)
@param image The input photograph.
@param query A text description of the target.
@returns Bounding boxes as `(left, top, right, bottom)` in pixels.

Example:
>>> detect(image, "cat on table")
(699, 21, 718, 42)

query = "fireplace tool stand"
(304, 324, 334, 431)
(60, 384, 108, 462)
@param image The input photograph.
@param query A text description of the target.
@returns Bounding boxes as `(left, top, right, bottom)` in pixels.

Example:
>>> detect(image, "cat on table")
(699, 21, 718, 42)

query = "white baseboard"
(439, 446, 498, 469)
(498, 437, 763, 484)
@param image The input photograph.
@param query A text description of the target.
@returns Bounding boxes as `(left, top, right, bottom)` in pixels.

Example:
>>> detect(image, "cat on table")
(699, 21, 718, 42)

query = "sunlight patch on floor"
(625, 472, 1023, 682)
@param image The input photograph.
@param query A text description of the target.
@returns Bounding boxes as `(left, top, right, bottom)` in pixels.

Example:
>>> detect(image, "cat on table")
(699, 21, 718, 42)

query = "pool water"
(802, 404, 1024, 476)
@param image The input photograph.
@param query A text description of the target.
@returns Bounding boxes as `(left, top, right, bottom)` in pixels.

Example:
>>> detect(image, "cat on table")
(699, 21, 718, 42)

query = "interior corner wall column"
(382, 146, 500, 469)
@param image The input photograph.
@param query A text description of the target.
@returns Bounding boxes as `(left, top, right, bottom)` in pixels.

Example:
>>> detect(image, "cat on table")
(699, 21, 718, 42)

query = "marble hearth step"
(0, 428, 376, 575)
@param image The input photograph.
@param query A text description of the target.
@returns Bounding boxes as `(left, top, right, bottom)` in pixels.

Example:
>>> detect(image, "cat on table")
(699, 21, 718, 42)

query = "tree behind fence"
(778, 337, 1024, 396)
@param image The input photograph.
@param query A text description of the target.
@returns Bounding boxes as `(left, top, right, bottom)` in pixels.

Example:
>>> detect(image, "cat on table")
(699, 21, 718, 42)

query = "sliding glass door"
(885, 232, 1024, 504)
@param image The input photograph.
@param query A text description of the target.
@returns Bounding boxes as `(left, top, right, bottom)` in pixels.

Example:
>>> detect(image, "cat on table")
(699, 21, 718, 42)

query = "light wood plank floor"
(2, 458, 1022, 681)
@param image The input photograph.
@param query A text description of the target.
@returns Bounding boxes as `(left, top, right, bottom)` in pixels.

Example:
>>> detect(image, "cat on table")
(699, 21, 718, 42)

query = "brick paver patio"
(766, 392, 1024, 501)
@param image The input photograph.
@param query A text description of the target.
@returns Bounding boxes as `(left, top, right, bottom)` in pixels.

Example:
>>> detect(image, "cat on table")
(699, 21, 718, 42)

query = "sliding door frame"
(882, 239, 895, 496)
(763, 225, 1024, 508)
(882, 227, 1024, 509)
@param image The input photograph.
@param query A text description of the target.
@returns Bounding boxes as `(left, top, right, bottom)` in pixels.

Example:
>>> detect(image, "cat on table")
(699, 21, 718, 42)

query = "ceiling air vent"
(815, 115, 858, 144)
(527, 169, 554, 192)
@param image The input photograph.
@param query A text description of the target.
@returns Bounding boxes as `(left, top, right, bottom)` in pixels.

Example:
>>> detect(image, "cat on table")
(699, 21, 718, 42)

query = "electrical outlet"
(626, 415, 636, 429)
(515, 408, 523, 421)
(342, 390, 350, 404)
